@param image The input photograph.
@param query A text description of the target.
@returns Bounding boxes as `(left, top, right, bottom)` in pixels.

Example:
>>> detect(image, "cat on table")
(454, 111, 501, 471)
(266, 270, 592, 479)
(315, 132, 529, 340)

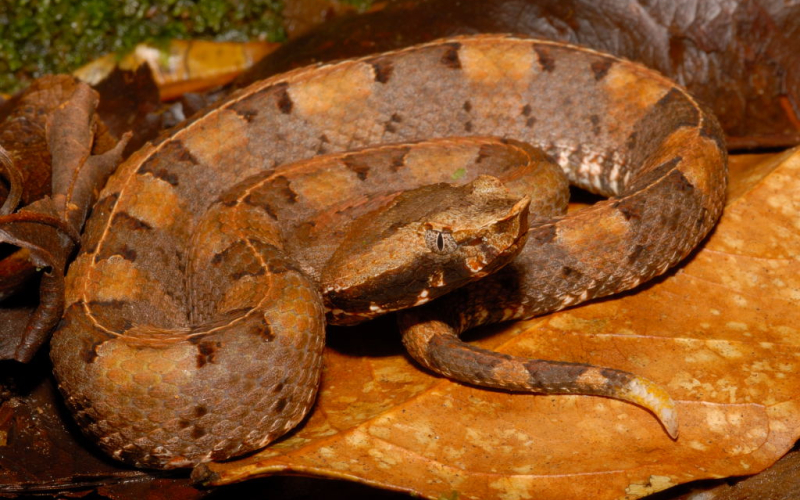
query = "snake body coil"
(51, 35, 727, 469)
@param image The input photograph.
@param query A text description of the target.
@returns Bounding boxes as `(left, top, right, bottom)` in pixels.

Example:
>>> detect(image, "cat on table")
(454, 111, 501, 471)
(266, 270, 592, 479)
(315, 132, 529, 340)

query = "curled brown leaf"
(0, 147, 22, 216)
(0, 78, 127, 362)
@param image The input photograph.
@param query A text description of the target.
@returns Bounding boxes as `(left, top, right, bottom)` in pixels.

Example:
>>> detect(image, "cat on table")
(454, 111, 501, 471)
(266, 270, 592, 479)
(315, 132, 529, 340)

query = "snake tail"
(398, 302, 678, 439)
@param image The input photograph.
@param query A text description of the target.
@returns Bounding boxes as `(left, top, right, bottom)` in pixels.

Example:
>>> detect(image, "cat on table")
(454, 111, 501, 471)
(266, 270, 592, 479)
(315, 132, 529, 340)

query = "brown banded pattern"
(51, 34, 727, 468)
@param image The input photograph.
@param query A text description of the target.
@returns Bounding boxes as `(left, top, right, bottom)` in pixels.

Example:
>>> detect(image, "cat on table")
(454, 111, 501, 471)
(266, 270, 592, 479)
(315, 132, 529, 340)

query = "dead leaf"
(0, 76, 81, 208)
(74, 40, 279, 102)
(92, 65, 165, 158)
(0, 77, 128, 362)
(194, 149, 800, 499)
(282, 0, 362, 39)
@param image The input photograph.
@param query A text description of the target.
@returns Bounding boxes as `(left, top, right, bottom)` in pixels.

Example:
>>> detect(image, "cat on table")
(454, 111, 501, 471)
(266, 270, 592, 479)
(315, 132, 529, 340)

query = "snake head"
(322, 175, 530, 325)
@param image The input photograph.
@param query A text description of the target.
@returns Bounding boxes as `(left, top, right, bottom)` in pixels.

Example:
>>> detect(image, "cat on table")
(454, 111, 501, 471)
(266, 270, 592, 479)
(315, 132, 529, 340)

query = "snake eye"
(424, 229, 458, 254)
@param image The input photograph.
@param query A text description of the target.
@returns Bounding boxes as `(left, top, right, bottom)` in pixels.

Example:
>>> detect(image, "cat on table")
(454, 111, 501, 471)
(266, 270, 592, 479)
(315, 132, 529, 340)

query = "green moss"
(0, 0, 289, 94)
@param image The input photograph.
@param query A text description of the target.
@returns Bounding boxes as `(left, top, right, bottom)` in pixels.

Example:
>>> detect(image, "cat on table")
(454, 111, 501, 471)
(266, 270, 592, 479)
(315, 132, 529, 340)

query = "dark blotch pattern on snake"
(50, 35, 727, 469)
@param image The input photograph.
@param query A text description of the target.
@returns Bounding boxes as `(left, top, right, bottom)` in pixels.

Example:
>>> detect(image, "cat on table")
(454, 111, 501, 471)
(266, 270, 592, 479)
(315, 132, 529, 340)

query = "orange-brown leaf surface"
(195, 150, 800, 499)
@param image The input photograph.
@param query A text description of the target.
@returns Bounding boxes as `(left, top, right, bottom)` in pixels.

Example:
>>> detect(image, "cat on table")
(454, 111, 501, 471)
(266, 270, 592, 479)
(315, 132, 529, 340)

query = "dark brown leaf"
(92, 65, 165, 157)
(0, 147, 23, 216)
(46, 83, 129, 233)
(0, 76, 79, 207)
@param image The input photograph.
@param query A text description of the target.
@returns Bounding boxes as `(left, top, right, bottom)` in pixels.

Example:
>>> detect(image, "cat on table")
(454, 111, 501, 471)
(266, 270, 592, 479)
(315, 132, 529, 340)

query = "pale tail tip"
(659, 404, 679, 440)
(624, 377, 679, 440)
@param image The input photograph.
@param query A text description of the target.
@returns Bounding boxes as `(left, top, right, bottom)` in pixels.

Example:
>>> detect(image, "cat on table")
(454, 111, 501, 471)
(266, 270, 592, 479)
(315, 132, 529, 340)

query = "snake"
(49, 34, 727, 469)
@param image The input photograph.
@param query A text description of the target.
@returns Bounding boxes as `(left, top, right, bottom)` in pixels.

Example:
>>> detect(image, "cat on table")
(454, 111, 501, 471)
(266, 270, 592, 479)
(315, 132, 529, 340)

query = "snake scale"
(50, 35, 727, 469)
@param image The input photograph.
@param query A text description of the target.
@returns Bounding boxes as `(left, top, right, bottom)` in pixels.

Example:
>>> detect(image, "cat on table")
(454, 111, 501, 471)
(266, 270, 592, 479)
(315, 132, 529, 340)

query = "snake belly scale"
(50, 34, 727, 469)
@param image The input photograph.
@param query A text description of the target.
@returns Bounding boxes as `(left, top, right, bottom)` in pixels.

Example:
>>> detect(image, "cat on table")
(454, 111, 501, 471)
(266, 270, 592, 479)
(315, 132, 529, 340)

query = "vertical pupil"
(437, 232, 444, 251)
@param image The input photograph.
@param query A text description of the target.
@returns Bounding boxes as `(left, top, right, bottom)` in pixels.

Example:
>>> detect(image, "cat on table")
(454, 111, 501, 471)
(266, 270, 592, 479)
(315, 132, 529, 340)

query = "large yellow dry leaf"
(195, 149, 800, 500)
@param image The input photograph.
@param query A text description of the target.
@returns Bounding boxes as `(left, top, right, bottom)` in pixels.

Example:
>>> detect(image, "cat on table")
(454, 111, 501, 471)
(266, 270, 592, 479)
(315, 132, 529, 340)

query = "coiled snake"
(50, 35, 727, 469)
